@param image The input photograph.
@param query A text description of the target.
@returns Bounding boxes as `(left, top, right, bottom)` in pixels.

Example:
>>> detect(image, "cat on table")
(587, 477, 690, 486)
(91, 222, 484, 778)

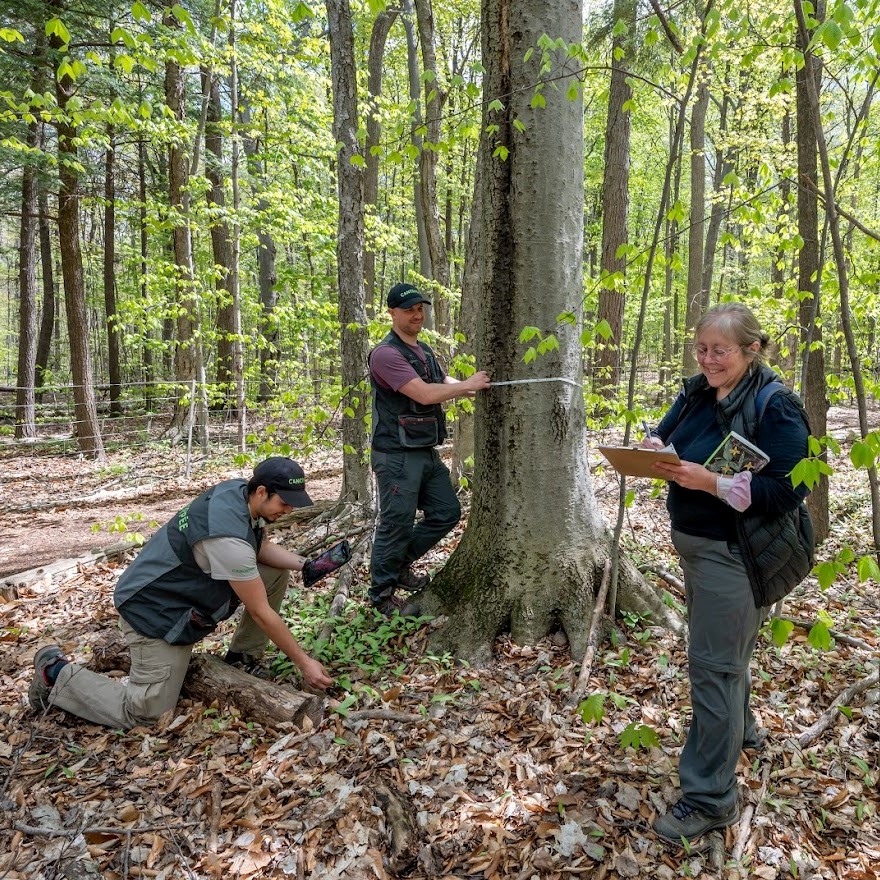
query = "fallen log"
(89, 629, 324, 729)
(372, 779, 419, 874)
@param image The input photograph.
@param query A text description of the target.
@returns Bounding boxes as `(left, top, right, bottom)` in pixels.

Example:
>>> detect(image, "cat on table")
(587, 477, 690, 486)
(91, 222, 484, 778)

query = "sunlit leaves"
(770, 617, 794, 647)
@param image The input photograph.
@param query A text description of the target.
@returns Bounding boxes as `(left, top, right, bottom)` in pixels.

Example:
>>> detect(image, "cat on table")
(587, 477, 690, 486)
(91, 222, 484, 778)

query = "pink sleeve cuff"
(716, 471, 753, 512)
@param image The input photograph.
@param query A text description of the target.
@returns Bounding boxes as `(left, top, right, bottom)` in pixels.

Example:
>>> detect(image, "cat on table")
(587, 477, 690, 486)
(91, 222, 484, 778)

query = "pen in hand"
(642, 420, 653, 440)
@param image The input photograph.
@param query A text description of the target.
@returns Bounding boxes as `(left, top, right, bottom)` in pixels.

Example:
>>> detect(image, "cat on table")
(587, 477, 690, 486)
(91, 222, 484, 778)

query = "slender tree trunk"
(50, 0, 104, 459)
(364, 10, 398, 315)
(414, 0, 451, 335)
(104, 126, 122, 416)
(16, 121, 38, 439)
(795, 1, 829, 543)
(35, 178, 55, 393)
(242, 104, 280, 403)
(595, 0, 634, 395)
(683, 81, 708, 376)
(203, 67, 236, 403)
(137, 133, 155, 411)
(164, 12, 209, 448)
(327, 0, 372, 506)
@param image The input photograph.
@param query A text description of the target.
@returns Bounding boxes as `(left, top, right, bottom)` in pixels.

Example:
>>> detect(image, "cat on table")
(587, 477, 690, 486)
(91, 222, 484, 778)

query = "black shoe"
(397, 567, 431, 593)
(223, 651, 272, 678)
(372, 595, 419, 618)
(742, 726, 769, 752)
(29, 645, 67, 711)
(653, 799, 739, 843)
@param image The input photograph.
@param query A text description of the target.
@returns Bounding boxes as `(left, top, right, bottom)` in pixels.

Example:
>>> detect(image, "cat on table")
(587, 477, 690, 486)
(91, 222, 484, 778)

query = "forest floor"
(0, 405, 878, 880)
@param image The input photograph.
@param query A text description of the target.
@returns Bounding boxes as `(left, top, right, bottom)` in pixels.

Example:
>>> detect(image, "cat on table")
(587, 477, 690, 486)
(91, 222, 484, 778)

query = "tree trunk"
(242, 102, 280, 402)
(364, 10, 398, 315)
(427, 0, 677, 664)
(595, 0, 634, 395)
(795, 3, 829, 543)
(138, 133, 155, 412)
(104, 126, 122, 417)
(203, 67, 236, 403)
(683, 81, 708, 376)
(164, 13, 209, 449)
(414, 0, 452, 336)
(50, 0, 105, 460)
(15, 120, 38, 440)
(326, 0, 372, 506)
(35, 177, 56, 393)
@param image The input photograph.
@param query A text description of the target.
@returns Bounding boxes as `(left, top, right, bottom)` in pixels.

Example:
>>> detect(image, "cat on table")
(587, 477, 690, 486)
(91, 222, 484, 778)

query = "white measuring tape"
(489, 377, 582, 388)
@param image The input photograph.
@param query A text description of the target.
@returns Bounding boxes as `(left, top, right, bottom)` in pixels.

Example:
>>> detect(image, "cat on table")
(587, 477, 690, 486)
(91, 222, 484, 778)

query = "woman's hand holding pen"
(653, 460, 716, 492)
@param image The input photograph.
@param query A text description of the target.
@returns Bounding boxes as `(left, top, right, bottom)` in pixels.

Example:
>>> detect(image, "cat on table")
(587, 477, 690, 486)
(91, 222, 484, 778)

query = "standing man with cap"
(29, 457, 335, 728)
(368, 283, 491, 616)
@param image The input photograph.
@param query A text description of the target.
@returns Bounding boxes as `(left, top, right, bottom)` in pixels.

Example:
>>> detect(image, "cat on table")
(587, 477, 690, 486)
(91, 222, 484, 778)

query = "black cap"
(252, 457, 313, 508)
(387, 282, 432, 310)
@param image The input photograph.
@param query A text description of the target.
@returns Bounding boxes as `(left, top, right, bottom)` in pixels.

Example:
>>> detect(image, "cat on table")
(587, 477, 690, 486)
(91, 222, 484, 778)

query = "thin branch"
(568, 559, 612, 706)
(647, 0, 684, 54)
(796, 666, 879, 749)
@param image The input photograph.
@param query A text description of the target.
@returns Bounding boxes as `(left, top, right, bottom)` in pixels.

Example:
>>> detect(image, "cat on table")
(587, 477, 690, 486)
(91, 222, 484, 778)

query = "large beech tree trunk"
(426, 0, 678, 663)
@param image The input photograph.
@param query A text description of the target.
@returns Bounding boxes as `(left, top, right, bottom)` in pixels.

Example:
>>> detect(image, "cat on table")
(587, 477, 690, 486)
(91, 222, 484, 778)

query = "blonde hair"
(695, 303, 771, 366)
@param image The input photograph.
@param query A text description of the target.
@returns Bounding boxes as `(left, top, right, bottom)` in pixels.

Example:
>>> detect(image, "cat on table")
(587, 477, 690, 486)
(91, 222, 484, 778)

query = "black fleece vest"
(369, 330, 447, 453)
(114, 480, 262, 644)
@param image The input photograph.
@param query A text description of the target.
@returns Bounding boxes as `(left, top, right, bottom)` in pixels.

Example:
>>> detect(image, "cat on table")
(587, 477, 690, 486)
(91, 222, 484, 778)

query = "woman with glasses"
(642, 302, 813, 842)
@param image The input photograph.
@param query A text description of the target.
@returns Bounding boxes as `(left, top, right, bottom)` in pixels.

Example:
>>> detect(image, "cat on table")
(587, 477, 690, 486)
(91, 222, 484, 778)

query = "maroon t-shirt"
(370, 342, 444, 392)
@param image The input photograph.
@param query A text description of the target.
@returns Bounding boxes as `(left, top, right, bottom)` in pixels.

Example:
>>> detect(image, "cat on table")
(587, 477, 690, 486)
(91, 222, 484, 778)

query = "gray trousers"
(369, 448, 461, 603)
(49, 565, 289, 729)
(672, 530, 766, 816)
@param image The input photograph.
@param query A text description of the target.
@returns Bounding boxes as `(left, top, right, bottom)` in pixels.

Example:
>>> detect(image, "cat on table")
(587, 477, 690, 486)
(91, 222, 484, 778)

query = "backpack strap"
(755, 381, 785, 424)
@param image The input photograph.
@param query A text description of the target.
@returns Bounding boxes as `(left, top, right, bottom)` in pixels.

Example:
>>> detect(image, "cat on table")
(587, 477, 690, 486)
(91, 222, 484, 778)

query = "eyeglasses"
(690, 344, 742, 362)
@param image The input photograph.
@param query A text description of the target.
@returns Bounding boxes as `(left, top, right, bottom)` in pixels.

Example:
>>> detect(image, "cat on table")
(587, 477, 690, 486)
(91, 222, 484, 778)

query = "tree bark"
(414, 0, 452, 336)
(683, 81, 708, 376)
(89, 633, 323, 729)
(15, 119, 38, 440)
(164, 12, 209, 448)
(795, 1, 829, 543)
(35, 177, 56, 393)
(203, 67, 236, 403)
(326, 0, 372, 506)
(425, 0, 679, 663)
(50, 0, 105, 459)
(595, 0, 634, 394)
(104, 126, 122, 417)
(364, 10, 398, 315)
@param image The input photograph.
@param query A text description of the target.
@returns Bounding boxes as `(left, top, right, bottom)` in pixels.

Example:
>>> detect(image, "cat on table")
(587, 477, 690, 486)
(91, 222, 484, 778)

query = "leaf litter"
(0, 431, 878, 879)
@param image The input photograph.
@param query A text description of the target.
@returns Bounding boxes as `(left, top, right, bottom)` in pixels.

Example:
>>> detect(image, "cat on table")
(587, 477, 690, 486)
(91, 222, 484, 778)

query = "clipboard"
(596, 444, 681, 479)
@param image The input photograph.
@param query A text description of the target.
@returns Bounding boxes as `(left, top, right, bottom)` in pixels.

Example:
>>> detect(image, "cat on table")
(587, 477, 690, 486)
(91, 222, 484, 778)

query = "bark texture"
(428, 0, 678, 663)
(327, 0, 371, 505)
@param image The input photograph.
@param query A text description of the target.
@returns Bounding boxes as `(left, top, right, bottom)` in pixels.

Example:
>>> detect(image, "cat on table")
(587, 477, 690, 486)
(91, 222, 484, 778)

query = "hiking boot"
(397, 567, 431, 593)
(29, 645, 67, 711)
(223, 651, 273, 679)
(653, 799, 739, 843)
(742, 726, 769, 752)
(372, 595, 419, 618)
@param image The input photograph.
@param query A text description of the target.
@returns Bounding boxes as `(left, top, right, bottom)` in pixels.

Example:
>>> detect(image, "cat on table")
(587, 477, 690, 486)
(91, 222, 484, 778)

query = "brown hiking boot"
(397, 567, 431, 593)
(373, 595, 419, 618)
(29, 645, 67, 710)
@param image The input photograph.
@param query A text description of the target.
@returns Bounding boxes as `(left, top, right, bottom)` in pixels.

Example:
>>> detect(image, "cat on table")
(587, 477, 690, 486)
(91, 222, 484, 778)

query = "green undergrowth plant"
(90, 512, 159, 545)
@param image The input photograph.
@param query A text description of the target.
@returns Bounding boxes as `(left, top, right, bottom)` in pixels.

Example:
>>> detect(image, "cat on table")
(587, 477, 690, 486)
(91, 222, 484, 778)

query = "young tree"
(326, 0, 371, 505)
(424, 0, 675, 662)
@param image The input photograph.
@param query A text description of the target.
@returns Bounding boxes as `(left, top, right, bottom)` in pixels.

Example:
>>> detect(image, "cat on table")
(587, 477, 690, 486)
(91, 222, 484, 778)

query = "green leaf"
(857, 554, 880, 583)
(45, 17, 71, 45)
(512, 118, 526, 133)
(566, 80, 579, 101)
(577, 692, 605, 724)
(850, 440, 878, 469)
(770, 617, 794, 647)
(595, 319, 613, 340)
(518, 326, 542, 343)
(488, 99, 504, 112)
(619, 722, 660, 751)
(530, 92, 546, 110)
(332, 694, 357, 717)
(492, 144, 509, 160)
(813, 560, 838, 590)
(0, 28, 24, 43)
(291, 1, 314, 22)
(807, 620, 831, 651)
(131, 1, 151, 22)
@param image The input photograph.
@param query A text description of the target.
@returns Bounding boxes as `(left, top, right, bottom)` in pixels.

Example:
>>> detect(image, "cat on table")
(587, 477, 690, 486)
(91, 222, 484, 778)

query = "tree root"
(568, 559, 611, 706)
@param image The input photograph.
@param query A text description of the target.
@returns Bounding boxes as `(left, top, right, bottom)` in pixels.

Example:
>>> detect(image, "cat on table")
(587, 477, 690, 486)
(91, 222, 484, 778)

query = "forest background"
(0, 0, 879, 878)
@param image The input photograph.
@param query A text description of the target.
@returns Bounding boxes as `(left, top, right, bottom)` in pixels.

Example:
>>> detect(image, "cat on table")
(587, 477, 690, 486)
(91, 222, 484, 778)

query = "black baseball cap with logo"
(387, 282, 432, 310)
(252, 457, 313, 508)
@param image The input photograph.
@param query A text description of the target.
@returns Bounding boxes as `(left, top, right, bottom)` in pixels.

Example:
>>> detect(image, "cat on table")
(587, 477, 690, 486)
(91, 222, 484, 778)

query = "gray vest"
(114, 480, 262, 645)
